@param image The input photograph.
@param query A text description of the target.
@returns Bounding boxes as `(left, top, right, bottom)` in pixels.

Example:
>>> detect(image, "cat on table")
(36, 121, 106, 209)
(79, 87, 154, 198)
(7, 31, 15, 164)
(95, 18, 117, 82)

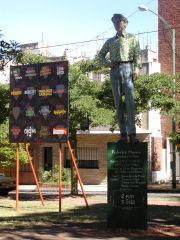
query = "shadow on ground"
(0, 199, 180, 240)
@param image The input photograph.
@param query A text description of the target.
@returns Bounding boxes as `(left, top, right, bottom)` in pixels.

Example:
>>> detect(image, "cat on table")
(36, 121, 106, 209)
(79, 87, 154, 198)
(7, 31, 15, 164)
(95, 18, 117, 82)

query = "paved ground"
(1, 225, 179, 240)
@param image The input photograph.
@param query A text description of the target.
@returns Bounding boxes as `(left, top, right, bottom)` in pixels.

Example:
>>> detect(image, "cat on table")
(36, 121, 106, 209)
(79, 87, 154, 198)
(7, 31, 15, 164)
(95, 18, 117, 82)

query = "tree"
(17, 51, 49, 64)
(134, 73, 179, 116)
(0, 84, 9, 125)
(75, 58, 109, 75)
(68, 63, 114, 194)
(135, 73, 180, 145)
(0, 120, 29, 167)
(0, 31, 23, 124)
(0, 30, 22, 70)
(75, 59, 180, 139)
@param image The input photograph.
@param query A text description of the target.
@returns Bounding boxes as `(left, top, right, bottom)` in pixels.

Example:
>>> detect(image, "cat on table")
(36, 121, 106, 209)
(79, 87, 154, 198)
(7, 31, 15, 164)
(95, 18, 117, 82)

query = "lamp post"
(138, 5, 176, 188)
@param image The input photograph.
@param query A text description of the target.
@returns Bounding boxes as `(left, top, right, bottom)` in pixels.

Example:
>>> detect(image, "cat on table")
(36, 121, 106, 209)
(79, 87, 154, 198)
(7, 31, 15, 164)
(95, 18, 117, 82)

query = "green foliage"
(68, 61, 180, 140)
(168, 132, 180, 146)
(68, 62, 115, 194)
(97, 77, 114, 110)
(134, 73, 179, 115)
(0, 30, 49, 69)
(0, 30, 22, 70)
(39, 169, 52, 183)
(135, 73, 180, 144)
(74, 61, 180, 133)
(74, 58, 109, 75)
(39, 164, 70, 184)
(68, 63, 114, 134)
(0, 84, 9, 124)
(17, 51, 49, 64)
(0, 120, 28, 166)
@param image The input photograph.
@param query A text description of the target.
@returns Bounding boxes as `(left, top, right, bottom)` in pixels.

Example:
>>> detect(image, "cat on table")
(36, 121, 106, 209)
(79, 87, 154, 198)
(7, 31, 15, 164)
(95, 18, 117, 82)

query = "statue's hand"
(106, 63, 119, 69)
(133, 72, 139, 81)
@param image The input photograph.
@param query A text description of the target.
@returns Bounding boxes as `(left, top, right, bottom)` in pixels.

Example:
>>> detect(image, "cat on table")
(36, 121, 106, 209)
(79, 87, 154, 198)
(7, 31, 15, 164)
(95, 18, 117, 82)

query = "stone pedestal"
(107, 142, 147, 229)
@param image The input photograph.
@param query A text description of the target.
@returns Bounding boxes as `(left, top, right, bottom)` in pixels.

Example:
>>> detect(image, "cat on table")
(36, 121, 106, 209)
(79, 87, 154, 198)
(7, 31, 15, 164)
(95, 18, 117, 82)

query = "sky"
(0, 0, 158, 57)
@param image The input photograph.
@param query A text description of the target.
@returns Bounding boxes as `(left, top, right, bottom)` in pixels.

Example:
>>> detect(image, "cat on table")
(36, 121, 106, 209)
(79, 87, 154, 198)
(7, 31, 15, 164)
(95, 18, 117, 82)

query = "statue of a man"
(98, 14, 142, 143)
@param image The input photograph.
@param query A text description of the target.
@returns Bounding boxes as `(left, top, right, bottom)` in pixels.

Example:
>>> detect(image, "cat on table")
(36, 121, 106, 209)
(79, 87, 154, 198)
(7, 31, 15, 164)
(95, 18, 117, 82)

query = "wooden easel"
(16, 141, 88, 211)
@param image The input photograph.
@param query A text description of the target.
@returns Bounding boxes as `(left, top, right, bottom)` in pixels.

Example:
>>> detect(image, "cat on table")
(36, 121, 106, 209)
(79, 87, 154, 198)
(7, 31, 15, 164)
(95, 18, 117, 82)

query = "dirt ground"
(0, 197, 180, 240)
(0, 218, 179, 240)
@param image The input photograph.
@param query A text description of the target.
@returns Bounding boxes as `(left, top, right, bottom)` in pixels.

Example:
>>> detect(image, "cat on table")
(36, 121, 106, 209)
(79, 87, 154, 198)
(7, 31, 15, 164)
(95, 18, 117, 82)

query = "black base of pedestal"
(107, 142, 148, 229)
(107, 207, 147, 229)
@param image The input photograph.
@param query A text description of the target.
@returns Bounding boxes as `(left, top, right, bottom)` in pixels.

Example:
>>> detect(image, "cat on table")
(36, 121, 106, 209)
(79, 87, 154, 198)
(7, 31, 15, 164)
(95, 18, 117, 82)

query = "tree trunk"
(69, 130, 78, 195)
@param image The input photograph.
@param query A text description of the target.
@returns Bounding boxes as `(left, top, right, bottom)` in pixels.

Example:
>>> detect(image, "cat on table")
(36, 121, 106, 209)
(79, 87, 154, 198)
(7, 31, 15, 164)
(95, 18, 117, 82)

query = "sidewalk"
(8, 183, 180, 199)
(9, 184, 108, 199)
(148, 182, 180, 193)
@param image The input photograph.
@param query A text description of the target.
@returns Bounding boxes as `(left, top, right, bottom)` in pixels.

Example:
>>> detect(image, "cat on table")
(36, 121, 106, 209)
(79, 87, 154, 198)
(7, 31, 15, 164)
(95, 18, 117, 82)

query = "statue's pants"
(110, 62, 136, 135)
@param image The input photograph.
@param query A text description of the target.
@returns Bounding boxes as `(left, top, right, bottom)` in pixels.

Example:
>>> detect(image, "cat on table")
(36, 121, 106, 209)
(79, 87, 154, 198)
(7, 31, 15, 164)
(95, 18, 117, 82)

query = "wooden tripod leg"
(59, 143, 62, 212)
(16, 143, 19, 211)
(67, 141, 89, 208)
(24, 143, 45, 206)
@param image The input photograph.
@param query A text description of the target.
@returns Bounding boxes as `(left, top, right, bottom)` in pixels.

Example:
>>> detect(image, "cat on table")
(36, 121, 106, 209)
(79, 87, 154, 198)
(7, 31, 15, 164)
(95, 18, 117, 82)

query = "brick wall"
(151, 137, 162, 170)
(34, 133, 150, 185)
(18, 143, 40, 184)
(158, 0, 180, 74)
(158, 0, 180, 147)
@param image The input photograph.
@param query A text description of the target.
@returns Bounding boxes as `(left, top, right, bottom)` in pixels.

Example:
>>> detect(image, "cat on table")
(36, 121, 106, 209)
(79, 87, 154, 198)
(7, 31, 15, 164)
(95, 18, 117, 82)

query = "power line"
(22, 0, 157, 54)
(69, 0, 156, 53)
(31, 39, 100, 49)
(20, 0, 158, 56)
(23, 0, 168, 54)
(24, 26, 180, 52)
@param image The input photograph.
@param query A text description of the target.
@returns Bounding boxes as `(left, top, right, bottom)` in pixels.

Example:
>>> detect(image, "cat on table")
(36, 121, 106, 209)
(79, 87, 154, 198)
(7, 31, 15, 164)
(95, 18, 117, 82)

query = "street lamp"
(138, 5, 175, 75)
(138, 5, 176, 188)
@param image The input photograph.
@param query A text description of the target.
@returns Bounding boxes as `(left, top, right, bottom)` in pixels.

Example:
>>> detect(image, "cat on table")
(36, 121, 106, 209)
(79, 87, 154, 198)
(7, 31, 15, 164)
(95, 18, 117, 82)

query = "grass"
(0, 195, 179, 231)
(0, 196, 107, 230)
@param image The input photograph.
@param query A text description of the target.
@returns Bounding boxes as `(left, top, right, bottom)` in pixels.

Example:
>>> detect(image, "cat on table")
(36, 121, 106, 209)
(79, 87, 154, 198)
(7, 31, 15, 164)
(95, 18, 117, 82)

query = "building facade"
(158, 0, 180, 147)
(157, 0, 180, 181)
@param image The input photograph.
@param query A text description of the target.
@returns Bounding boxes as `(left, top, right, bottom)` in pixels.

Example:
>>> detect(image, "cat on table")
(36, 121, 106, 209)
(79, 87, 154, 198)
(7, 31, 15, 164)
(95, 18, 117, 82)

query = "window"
(44, 147, 53, 171)
(64, 147, 98, 169)
(80, 117, 89, 131)
(92, 73, 102, 82)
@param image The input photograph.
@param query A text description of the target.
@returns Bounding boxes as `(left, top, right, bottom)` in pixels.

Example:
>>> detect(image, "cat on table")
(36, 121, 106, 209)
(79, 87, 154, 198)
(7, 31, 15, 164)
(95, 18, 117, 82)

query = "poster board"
(9, 61, 68, 143)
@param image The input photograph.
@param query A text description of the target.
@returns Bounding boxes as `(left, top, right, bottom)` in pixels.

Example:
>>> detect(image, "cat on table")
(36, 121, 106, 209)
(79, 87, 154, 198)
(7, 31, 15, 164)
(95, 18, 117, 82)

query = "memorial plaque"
(107, 142, 147, 229)
(9, 61, 68, 143)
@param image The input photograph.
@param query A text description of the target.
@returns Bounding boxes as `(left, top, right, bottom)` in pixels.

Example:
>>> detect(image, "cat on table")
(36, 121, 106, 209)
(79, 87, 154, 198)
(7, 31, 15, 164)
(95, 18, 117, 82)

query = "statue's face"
(113, 19, 128, 33)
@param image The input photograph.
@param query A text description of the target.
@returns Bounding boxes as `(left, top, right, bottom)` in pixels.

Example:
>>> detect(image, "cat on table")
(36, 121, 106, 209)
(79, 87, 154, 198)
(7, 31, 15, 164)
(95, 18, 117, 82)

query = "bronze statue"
(98, 14, 142, 142)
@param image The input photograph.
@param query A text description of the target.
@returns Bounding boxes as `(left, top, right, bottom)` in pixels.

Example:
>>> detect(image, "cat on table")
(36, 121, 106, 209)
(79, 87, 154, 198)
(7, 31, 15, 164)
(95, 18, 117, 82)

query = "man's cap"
(111, 14, 128, 23)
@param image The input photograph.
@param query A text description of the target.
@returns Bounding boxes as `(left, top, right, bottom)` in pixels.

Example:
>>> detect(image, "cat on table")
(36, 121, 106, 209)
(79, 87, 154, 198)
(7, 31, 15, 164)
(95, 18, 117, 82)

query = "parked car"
(0, 173, 16, 195)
